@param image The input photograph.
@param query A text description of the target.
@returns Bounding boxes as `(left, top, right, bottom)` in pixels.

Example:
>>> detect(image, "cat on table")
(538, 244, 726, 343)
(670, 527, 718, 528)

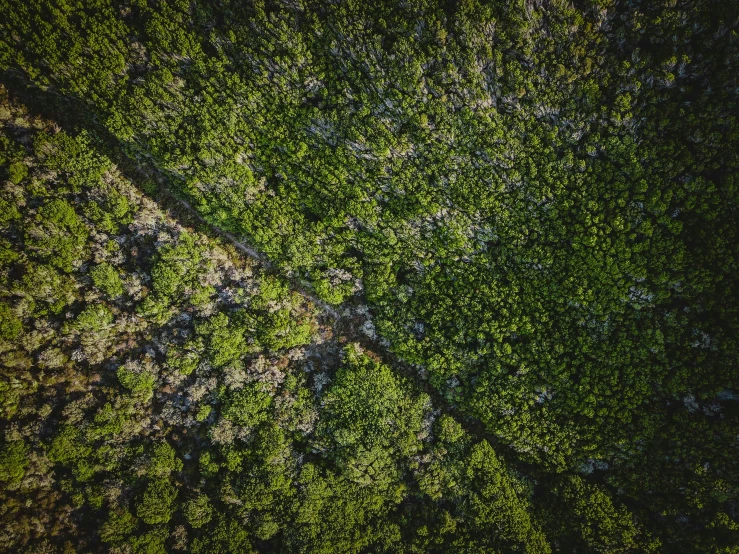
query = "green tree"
(191, 514, 252, 554)
(27, 198, 89, 272)
(8, 161, 27, 184)
(65, 304, 113, 333)
(100, 509, 137, 544)
(47, 426, 94, 482)
(0, 440, 27, 485)
(0, 302, 22, 340)
(184, 494, 213, 529)
(148, 441, 182, 477)
(136, 478, 178, 525)
(90, 262, 124, 297)
(223, 383, 273, 429)
(117, 364, 156, 399)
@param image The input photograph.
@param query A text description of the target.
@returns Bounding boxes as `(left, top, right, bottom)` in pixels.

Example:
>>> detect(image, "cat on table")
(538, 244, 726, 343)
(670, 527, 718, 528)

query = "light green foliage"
(0, 302, 22, 340)
(8, 161, 27, 184)
(311, 270, 357, 305)
(166, 344, 200, 375)
(184, 494, 213, 528)
(196, 312, 248, 367)
(66, 304, 113, 333)
(223, 383, 272, 429)
(256, 305, 315, 351)
(195, 404, 211, 422)
(0, 440, 27, 484)
(437, 415, 465, 444)
(19, 263, 77, 314)
(91, 402, 128, 439)
(90, 262, 124, 298)
(148, 441, 182, 477)
(28, 198, 88, 272)
(199, 451, 219, 477)
(117, 365, 155, 399)
(288, 348, 430, 551)
(136, 478, 178, 525)
(190, 285, 215, 308)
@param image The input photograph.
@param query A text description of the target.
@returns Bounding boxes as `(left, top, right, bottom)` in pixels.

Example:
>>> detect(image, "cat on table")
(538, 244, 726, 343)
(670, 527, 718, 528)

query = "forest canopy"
(0, 0, 738, 552)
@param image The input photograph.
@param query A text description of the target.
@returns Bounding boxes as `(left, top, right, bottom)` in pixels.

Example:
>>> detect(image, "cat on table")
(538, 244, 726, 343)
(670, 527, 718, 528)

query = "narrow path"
(1, 77, 548, 480)
(166, 189, 545, 479)
(169, 196, 342, 321)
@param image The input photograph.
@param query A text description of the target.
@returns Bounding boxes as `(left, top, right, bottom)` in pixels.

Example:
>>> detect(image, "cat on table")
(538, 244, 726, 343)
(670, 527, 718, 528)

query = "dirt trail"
(167, 192, 547, 478)
(171, 197, 342, 321)
(0, 75, 549, 480)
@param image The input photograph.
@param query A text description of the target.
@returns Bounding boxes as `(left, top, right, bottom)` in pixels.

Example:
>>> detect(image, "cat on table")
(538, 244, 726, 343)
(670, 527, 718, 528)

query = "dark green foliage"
(191, 514, 252, 554)
(47, 426, 95, 482)
(459, 441, 550, 552)
(99, 509, 137, 544)
(289, 463, 401, 553)
(130, 525, 169, 554)
(317, 345, 427, 462)
(542, 475, 652, 553)
(0, 1, 737, 552)
(150, 233, 204, 299)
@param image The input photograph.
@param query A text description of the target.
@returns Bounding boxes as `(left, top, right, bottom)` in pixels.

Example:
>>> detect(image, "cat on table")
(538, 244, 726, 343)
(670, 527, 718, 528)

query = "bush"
(91, 262, 124, 298)
(136, 478, 178, 525)
(0, 441, 27, 485)
(0, 303, 22, 340)
(8, 161, 27, 184)
(65, 304, 113, 333)
(184, 494, 213, 528)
